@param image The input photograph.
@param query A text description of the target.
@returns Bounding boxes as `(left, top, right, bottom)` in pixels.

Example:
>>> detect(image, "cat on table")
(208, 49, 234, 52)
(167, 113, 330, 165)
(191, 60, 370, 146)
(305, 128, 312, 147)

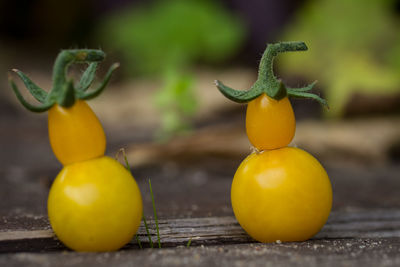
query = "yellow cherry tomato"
(231, 147, 332, 243)
(246, 94, 295, 150)
(48, 156, 143, 252)
(48, 100, 106, 165)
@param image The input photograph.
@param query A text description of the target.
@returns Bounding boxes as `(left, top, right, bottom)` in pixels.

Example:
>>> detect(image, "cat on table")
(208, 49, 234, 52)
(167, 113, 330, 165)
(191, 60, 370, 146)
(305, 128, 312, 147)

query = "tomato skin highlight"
(48, 100, 106, 166)
(231, 147, 332, 243)
(246, 94, 295, 150)
(48, 156, 143, 252)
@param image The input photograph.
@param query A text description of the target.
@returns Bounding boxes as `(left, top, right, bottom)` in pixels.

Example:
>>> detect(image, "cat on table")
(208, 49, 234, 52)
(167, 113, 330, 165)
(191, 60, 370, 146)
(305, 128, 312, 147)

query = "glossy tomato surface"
(48, 156, 143, 252)
(48, 100, 106, 166)
(246, 94, 295, 150)
(231, 147, 332, 243)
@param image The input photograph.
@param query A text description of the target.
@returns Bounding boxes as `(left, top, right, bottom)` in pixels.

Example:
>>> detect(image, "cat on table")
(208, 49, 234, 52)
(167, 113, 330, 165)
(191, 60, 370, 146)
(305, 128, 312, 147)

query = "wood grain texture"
(1, 209, 400, 252)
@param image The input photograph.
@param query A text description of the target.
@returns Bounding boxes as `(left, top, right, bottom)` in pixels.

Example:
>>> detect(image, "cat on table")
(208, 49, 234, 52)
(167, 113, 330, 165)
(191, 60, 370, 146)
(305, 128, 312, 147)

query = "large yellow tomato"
(48, 156, 143, 252)
(231, 147, 332, 243)
(48, 100, 106, 166)
(246, 94, 295, 150)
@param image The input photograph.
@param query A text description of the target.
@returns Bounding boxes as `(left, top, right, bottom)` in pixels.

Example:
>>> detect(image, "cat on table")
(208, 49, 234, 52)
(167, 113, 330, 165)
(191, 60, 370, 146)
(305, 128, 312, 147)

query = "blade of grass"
(186, 238, 192, 248)
(135, 235, 143, 249)
(118, 148, 150, 249)
(142, 215, 154, 248)
(149, 179, 161, 248)
(116, 148, 131, 170)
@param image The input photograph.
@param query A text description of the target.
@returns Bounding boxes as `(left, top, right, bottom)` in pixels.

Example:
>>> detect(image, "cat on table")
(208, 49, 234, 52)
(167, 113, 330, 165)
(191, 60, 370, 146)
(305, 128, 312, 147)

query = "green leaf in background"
(154, 70, 197, 139)
(99, 0, 245, 138)
(100, 0, 245, 75)
(279, 0, 400, 117)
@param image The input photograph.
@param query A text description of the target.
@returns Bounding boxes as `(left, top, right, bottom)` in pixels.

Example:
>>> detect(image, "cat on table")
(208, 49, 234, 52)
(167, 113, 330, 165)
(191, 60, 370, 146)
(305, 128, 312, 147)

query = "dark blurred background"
(0, 0, 302, 62)
(0, 0, 399, 219)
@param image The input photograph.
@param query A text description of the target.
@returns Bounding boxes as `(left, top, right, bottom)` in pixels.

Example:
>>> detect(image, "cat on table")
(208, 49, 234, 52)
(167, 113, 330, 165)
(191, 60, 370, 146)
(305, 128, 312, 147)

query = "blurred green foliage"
(154, 70, 197, 140)
(280, 0, 400, 117)
(100, 0, 245, 138)
(101, 0, 245, 74)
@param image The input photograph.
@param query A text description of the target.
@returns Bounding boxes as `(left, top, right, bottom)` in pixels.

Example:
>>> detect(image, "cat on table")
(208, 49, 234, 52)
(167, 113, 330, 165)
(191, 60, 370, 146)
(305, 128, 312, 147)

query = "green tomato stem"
(51, 50, 105, 93)
(215, 41, 327, 107)
(78, 62, 99, 91)
(9, 49, 118, 112)
(11, 69, 48, 103)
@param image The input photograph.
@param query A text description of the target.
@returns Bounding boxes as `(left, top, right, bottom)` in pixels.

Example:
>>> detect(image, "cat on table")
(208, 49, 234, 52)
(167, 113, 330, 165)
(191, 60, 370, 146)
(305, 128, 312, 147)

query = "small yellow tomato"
(246, 94, 295, 150)
(231, 147, 332, 243)
(48, 100, 106, 166)
(48, 156, 143, 252)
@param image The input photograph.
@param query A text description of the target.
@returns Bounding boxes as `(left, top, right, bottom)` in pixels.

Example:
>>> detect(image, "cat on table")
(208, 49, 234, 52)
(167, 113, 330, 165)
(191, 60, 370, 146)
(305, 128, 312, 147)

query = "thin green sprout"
(135, 235, 143, 249)
(142, 215, 154, 248)
(118, 148, 149, 249)
(149, 179, 161, 248)
(186, 238, 192, 248)
(117, 148, 162, 249)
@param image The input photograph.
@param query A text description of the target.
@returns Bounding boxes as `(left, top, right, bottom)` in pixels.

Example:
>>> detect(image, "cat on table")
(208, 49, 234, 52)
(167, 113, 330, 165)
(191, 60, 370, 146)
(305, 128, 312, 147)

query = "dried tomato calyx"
(215, 41, 328, 107)
(9, 49, 119, 112)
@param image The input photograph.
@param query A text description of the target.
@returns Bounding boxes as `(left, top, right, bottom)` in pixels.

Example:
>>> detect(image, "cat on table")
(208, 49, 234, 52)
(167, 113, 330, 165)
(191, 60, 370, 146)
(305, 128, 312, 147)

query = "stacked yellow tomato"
(231, 94, 332, 242)
(10, 49, 143, 251)
(47, 100, 143, 251)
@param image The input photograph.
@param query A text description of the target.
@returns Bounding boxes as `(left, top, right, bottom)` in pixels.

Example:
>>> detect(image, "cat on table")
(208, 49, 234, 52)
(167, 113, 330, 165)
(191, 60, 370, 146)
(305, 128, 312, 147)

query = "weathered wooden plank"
(0, 230, 53, 241)
(1, 210, 400, 252)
